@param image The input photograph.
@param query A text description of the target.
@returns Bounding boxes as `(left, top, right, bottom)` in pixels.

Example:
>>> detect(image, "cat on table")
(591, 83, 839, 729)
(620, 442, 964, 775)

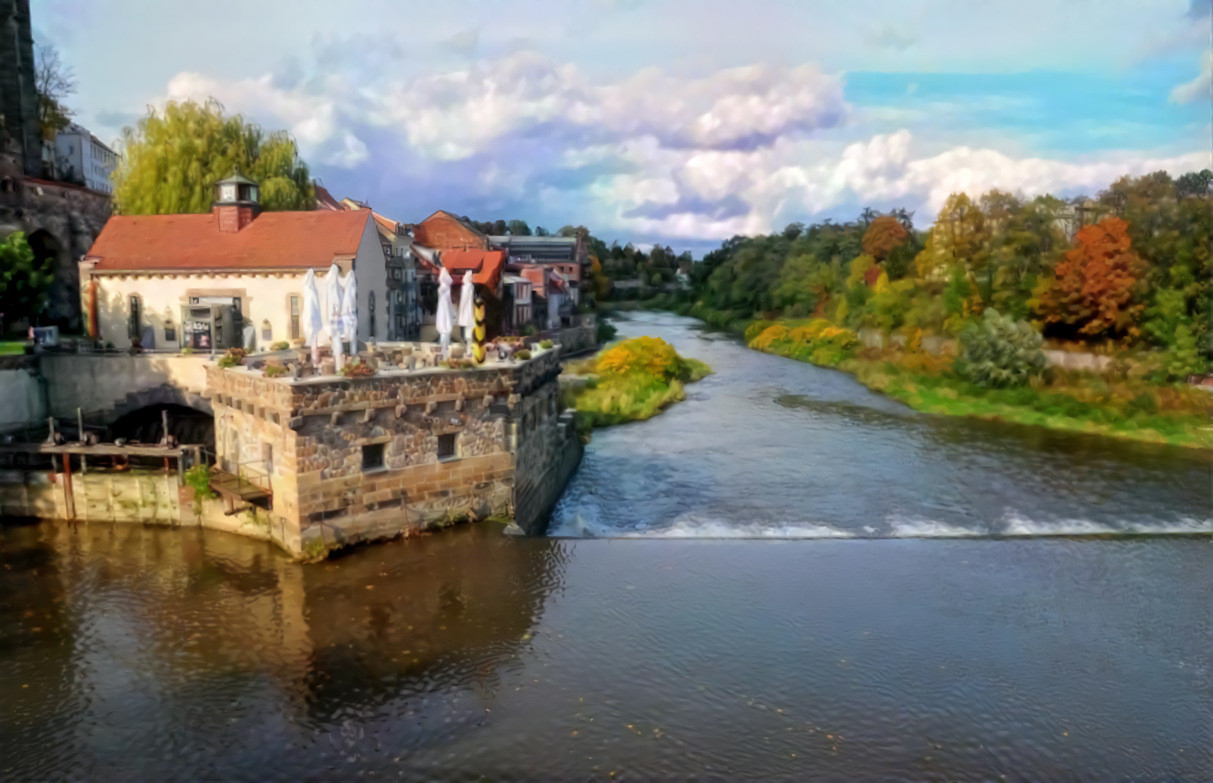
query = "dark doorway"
(108, 404, 215, 450)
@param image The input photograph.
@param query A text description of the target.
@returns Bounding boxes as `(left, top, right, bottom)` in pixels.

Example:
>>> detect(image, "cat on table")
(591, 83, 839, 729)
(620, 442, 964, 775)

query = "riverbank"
(602, 301, 1212, 449)
(561, 336, 711, 431)
(742, 318, 1212, 450)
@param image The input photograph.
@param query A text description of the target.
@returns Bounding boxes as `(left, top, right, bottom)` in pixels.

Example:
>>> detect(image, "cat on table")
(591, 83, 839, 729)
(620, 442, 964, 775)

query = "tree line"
(672, 170, 1211, 376)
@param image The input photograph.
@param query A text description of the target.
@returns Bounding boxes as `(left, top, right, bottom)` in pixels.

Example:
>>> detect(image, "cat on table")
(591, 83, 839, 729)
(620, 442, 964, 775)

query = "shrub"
(596, 336, 686, 380)
(744, 319, 776, 343)
(956, 309, 1047, 388)
(216, 348, 245, 368)
(340, 359, 375, 377)
(184, 464, 216, 514)
(264, 363, 289, 377)
(514, 349, 532, 360)
(271, 341, 291, 351)
(181, 346, 194, 355)
(596, 319, 618, 343)
(1159, 324, 1206, 381)
(522, 324, 537, 337)
(539, 339, 554, 349)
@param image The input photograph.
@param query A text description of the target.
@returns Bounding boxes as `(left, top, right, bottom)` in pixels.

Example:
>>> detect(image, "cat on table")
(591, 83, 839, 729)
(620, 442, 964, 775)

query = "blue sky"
(31, 0, 1213, 253)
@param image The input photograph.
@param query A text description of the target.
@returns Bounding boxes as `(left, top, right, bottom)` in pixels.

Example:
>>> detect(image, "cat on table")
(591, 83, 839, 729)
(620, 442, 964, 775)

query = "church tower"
(0, 0, 42, 177)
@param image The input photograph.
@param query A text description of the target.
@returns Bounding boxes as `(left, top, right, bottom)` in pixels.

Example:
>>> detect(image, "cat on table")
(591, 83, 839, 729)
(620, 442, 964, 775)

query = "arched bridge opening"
(108, 403, 215, 452)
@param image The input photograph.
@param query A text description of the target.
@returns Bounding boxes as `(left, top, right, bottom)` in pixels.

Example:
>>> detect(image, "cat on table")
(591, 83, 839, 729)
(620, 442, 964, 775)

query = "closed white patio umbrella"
(457, 270, 475, 345)
(325, 263, 344, 372)
(340, 268, 358, 349)
(436, 267, 455, 358)
(302, 268, 324, 367)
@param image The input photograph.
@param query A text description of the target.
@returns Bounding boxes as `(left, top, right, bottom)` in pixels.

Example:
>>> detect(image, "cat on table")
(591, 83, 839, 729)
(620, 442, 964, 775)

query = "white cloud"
(1171, 50, 1212, 103)
(148, 52, 1209, 244)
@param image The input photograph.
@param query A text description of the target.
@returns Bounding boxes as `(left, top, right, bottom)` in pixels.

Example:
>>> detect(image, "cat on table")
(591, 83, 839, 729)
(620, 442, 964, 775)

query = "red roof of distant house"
(85, 210, 371, 272)
(314, 184, 343, 211)
(442, 249, 506, 289)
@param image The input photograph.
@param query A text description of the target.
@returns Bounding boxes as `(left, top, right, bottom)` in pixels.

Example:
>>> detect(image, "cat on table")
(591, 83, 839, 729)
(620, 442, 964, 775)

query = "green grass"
(0, 341, 28, 355)
(748, 321, 1212, 451)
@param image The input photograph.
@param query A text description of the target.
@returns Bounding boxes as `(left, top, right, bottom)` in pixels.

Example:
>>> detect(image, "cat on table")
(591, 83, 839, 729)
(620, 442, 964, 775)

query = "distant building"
(50, 122, 119, 194)
(489, 234, 586, 305)
(80, 174, 386, 351)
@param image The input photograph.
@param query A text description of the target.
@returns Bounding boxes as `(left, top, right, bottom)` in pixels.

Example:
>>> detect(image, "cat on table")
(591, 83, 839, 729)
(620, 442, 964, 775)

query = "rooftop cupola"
(212, 171, 261, 232)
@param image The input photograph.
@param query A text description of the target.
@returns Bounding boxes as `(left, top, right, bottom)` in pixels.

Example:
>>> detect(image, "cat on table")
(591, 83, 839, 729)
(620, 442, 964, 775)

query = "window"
(361, 443, 385, 472)
(289, 295, 301, 340)
(163, 321, 177, 342)
(437, 433, 457, 461)
(368, 290, 376, 339)
(128, 296, 141, 339)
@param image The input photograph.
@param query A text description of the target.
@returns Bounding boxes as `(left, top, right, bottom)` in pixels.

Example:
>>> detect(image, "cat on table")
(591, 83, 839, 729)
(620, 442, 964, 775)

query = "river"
(1, 311, 1210, 780)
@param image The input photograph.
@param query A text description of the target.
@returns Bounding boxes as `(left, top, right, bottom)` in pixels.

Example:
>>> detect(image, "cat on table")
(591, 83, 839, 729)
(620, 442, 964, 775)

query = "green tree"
(507, 219, 532, 236)
(0, 232, 54, 327)
(112, 99, 313, 215)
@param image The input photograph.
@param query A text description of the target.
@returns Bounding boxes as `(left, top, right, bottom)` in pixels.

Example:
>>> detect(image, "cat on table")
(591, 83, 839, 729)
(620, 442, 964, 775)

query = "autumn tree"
(861, 214, 909, 262)
(112, 99, 313, 215)
(914, 193, 988, 283)
(1033, 217, 1146, 341)
(34, 44, 75, 141)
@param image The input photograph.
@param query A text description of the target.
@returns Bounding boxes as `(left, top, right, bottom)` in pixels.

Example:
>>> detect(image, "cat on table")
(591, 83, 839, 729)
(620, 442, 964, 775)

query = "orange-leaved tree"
(1033, 216, 1146, 340)
(861, 214, 909, 262)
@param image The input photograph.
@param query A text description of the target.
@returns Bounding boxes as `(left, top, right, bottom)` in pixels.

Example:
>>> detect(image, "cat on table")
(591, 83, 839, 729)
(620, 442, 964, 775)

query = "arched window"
(128, 295, 142, 339)
(368, 290, 376, 339)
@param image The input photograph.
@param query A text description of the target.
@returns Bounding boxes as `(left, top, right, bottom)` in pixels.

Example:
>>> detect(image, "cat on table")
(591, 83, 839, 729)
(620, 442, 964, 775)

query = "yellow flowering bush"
(596, 336, 684, 379)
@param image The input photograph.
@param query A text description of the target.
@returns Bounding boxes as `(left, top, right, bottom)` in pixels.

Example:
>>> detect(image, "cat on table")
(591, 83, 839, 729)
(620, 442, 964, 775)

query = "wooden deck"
(209, 468, 272, 504)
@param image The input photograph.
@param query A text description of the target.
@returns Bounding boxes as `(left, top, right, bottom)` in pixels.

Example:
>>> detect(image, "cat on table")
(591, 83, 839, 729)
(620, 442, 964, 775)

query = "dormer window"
(219, 183, 237, 202)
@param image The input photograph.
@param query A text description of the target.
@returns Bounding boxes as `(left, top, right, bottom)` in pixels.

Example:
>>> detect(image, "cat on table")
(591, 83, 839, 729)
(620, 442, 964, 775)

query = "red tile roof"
(85, 210, 372, 272)
(442, 249, 506, 290)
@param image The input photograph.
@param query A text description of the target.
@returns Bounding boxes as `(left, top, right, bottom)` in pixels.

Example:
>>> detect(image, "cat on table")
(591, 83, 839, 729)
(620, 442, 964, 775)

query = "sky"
(31, 0, 1213, 254)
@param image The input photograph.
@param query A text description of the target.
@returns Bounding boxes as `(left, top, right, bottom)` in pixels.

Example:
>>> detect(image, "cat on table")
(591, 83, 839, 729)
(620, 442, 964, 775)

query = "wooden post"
(61, 453, 75, 521)
(77, 408, 87, 474)
(162, 409, 171, 473)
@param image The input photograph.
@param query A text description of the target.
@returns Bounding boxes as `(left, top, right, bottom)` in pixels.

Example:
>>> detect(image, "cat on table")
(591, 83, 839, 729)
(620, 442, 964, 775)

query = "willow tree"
(112, 99, 314, 215)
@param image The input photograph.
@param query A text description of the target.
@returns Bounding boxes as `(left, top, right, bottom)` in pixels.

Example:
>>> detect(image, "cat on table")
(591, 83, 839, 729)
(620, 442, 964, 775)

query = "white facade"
(53, 122, 118, 194)
(80, 218, 388, 352)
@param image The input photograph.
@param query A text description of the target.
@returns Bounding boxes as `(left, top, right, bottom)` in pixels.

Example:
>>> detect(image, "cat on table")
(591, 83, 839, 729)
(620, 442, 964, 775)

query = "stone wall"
(205, 347, 577, 558)
(0, 173, 112, 330)
(0, 355, 43, 431)
(41, 352, 211, 421)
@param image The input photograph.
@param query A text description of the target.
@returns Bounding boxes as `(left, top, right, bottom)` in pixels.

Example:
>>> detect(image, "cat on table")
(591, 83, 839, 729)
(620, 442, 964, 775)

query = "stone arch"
(107, 392, 215, 450)
(106, 384, 213, 431)
(25, 227, 70, 327)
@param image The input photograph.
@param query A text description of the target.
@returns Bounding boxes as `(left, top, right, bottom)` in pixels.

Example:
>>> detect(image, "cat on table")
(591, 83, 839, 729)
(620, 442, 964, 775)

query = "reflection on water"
(550, 312, 1213, 539)
(0, 523, 565, 780)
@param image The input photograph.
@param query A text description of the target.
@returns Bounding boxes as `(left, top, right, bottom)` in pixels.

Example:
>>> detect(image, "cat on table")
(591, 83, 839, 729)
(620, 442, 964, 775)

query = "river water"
(2, 312, 1210, 780)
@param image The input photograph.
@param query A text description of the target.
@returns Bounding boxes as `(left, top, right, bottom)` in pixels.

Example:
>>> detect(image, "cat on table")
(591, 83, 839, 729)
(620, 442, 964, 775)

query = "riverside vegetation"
(597, 169, 1212, 449)
(563, 336, 711, 433)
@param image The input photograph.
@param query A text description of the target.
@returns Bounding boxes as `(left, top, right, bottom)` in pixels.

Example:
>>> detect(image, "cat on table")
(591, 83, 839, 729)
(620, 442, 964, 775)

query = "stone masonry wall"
(205, 348, 572, 558)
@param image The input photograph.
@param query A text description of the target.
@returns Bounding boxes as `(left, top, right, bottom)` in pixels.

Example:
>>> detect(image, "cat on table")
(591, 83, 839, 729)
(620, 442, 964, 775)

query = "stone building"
(204, 344, 581, 558)
(79, 174, 387, 351)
